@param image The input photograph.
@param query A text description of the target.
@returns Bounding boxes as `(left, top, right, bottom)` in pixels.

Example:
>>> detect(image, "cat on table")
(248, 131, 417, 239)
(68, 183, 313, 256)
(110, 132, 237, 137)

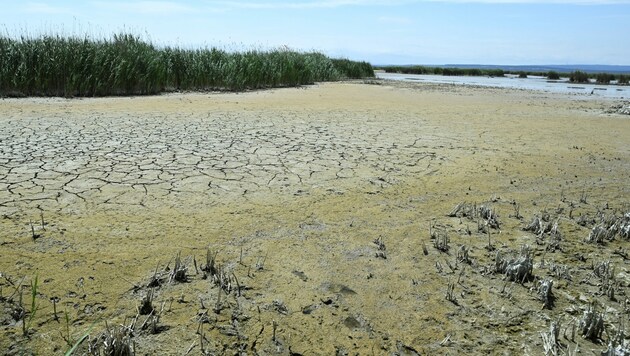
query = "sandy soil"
(1, 81, 629, 355)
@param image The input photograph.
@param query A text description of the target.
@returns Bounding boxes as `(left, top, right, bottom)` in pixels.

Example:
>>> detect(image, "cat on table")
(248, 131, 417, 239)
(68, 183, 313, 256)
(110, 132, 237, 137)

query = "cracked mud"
(1, 93, 437, 214)
(1, 82, 629, 354)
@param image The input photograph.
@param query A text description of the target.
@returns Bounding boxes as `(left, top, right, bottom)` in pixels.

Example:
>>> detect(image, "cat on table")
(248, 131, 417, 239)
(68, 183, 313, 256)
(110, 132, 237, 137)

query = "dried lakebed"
(0, 82, 629, 354)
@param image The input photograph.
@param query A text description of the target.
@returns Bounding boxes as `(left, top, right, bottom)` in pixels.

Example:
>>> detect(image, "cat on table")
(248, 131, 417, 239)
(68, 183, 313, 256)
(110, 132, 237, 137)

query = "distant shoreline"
(373, 64, 630, 75)
(375, 72, 630, 100)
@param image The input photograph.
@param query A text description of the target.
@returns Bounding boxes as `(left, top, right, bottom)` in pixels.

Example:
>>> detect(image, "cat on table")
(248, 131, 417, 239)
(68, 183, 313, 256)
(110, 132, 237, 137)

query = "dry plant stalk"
(448, 202, 476, 218)
(201, 248, 218, 277)
(445, 280, 457, 304)
(456, 245, 471, 264)
(537, 278, 554, 309)
(479, 205, 500, 229)
(147, 262, 164, 288)
(586, 211, 630, 243)
(169, 253, 188, 283)
(373, 236, 387, 259)
(431, 225, 450, 253)
(579, 303, 605, 342)
(540, 320, 560, 356)
(89, 322, 135, 356)
(593, 260, 617, 300)
(139, 289, 154, 315)
(495, 245, 533, 283)
(603, 320, 629, 356)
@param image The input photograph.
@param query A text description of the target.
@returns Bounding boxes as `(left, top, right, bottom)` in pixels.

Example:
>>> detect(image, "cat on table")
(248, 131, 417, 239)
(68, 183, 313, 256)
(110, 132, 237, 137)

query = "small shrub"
(596, 73, 614, 84)
(547, 71, 560, 80)
(618, 75, 629, 84)
(518, 72, 528, 78)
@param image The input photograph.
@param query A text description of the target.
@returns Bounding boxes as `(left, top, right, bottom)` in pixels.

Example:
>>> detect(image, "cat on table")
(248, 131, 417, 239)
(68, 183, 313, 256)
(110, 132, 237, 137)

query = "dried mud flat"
(1, 81, 629, 355)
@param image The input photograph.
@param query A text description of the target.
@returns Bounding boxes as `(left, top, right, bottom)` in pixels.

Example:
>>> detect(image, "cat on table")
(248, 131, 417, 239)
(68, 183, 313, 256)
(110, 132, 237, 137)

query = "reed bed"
(0, 33, 374, 97)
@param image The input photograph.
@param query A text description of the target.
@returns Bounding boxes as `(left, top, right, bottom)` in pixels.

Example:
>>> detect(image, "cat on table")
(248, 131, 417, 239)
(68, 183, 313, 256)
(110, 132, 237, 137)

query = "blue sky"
(2, 1, 629, 65)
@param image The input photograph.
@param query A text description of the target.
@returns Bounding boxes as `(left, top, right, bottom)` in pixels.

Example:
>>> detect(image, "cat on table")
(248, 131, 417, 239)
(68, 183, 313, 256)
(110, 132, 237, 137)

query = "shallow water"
(377, 72, 630, 100)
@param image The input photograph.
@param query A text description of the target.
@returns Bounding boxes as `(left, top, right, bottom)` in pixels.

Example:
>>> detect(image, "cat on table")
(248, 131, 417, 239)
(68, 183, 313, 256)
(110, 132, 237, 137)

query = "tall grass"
(0, 32, 373, 97)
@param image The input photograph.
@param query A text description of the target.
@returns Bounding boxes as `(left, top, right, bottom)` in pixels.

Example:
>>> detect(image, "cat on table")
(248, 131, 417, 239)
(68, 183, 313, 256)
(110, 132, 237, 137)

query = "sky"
(1, 0, 629, 65)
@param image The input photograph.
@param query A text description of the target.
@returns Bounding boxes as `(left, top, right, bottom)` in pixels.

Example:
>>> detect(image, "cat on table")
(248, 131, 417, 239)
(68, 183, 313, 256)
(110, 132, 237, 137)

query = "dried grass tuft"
(89, 322, 135, 355)
(579, 303, 605, 342)
(169, 253, 188, 283)
(540, 320, 560, 356)
(537, 278, 554, 309)
(495, 245, 533, 283)
(139, 289, 154, 315)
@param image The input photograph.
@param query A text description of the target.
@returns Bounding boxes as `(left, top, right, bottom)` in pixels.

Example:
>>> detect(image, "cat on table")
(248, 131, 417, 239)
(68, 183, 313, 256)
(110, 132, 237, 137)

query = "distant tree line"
(377, 66, 629, 85)
(378, 65, 506, 77)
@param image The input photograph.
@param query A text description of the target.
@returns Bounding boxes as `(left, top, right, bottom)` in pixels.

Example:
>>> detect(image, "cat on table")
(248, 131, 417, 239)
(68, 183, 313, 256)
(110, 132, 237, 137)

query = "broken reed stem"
(214, 287, 222, 314)
(513, 203, 522, 219)
(52, 297, 59, 321)
(185, 341, 197, 356)
(232, 272, 241, 297)
(29, 220, 36, 240)
(487, 224, 492, 249)
(272, 319, 278, 343)
(199, 322, 205, 354)
(256, 253, 268, 271)
(21, 288, 26, 336)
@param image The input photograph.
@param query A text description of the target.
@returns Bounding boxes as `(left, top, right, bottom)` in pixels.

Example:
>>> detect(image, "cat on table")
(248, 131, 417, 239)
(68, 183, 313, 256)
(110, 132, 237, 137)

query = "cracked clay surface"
(1, 82, 628, 354)
(1, 88, 438, 215)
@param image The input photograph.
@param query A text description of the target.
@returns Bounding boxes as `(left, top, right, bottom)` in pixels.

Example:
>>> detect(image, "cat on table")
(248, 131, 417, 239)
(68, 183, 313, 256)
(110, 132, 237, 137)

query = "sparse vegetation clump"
(547, 71, 560, 80)
(596, 73, 615, 84)
(585, 211, 630, 243)
(0, 32, 374, 97)
(495, 245, 534, 283)
(378, 65, 630, 86)
(570, 70, 590, 83)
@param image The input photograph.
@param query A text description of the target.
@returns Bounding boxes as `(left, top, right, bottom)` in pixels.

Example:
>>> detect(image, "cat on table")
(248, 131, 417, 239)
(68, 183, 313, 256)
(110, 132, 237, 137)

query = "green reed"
(0, 32, 373, 97)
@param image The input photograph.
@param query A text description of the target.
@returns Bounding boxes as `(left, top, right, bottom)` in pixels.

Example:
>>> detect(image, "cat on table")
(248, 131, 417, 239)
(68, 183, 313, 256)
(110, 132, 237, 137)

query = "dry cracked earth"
(0, 81, 629, 355)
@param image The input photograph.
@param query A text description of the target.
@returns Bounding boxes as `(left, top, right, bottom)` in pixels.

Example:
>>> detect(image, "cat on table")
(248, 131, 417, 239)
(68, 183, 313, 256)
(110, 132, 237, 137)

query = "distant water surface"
(376, 72, 630, 100)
